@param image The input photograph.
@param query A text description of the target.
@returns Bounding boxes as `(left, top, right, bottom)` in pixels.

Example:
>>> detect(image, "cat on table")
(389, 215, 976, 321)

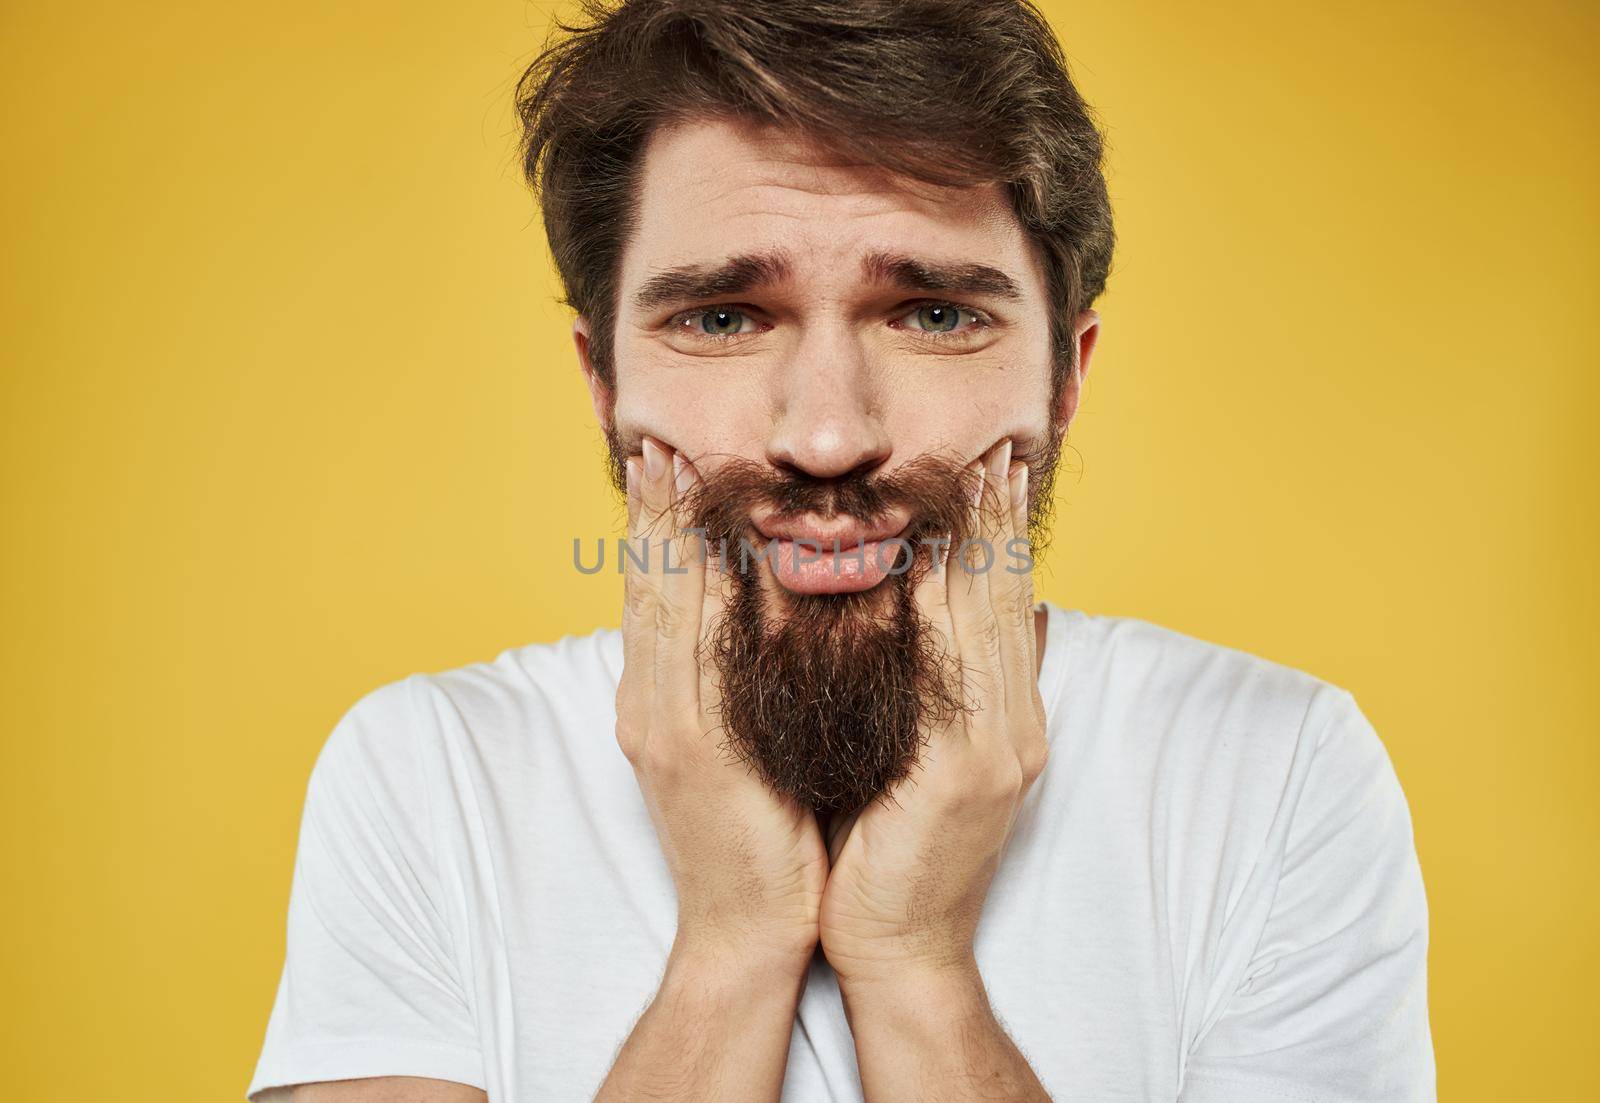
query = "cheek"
(879, 364, 1054, 455)
(610, 349, 1055, 461)
(611, 364, 772, 459)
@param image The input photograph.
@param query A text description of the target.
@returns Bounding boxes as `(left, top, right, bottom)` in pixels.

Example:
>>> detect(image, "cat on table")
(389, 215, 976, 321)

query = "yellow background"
(3, 1, 1595, 1098)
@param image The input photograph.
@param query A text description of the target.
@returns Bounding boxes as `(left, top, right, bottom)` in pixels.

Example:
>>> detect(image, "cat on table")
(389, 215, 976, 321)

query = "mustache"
(605, 426, 1067, 560)
(679, 452, 983, 555)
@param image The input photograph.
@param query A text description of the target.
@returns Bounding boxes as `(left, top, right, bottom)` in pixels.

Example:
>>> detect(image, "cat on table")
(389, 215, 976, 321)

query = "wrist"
(836, 956, 991, 1034)
(667, 931, 815, 993)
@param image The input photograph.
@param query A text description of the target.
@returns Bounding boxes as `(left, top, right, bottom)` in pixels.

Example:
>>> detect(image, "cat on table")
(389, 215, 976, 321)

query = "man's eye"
(679, 307, 755, 337)
(899, 302, 986, 336)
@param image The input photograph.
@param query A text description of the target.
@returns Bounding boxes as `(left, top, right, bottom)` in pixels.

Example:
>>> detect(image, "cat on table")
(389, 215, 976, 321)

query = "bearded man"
(247, 2, 1435, 1100)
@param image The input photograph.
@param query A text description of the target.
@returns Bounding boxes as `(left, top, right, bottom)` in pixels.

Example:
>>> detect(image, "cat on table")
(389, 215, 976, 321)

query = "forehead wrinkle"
(628, 146, 1042, 316)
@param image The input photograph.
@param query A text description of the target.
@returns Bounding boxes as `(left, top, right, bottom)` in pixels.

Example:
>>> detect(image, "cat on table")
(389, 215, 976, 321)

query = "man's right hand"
(617, 435, 829, 969)
(594, 436, 823, 1101)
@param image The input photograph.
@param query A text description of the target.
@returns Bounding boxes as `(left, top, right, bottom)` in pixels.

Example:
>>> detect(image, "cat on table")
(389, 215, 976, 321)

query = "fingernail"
(1010, 463, 1028, 509)
(625, 457, 640, 496)
(673, 452, 696, 497)
(991, 439, 1013, 479)
(642, 437, 668, 481)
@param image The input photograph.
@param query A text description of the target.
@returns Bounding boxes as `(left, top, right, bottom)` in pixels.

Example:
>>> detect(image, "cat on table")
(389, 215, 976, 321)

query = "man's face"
(575, 116, 1097, 812)
(591, 114, 1092, 522)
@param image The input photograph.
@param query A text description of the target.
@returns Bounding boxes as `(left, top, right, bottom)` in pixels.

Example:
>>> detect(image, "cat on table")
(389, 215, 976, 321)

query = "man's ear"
(1074, 309, 1101, 384)
(1053, 308, 1101, 429)
(572, 315, 613, 436)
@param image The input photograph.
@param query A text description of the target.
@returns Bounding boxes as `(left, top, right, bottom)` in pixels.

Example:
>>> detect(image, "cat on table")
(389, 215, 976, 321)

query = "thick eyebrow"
(631, 250, 794, 314)
(860, 250, 1024, 302)
(628, 247, 1024, 314)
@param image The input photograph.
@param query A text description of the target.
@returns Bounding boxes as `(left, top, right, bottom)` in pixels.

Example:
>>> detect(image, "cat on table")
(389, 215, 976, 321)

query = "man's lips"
(750, 513, 911, 594)
(753, 514, 908, 548)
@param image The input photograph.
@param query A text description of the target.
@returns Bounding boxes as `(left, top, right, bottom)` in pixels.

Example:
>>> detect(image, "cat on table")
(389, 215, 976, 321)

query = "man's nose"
(764, 329, 892, 481)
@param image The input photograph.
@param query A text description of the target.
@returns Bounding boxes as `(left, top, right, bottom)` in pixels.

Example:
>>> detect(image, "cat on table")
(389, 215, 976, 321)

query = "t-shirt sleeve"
(246, 677, 485, 1100)
(1179, 690, 1435, 1103)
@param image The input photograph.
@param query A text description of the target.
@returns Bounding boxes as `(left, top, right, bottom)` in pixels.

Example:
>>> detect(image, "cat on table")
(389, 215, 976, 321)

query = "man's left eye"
(898, 302, 985, 335)
(681, 307, 757, 337)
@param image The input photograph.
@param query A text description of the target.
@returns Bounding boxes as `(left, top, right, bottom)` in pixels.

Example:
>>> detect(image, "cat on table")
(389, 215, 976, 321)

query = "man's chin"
(712, 564, 938, 813)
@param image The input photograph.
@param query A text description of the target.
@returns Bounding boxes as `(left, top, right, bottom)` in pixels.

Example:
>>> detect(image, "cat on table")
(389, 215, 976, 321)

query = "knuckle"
(974, 610, 1003, 656)
(923, 761, 975, 810)
(614, 717, 645, 766)
(1004, 591, 1033, 631)
(638, 734, 687, 780)
(989, 757, 1027, 802)
(654, 596, 690, 642)
(938, 759, 1022, 810)
(963, 664, 999, 713)
(922, 749, 989, 810)
(1020, 740, 1050, 786)
(624, 582, 656, 620)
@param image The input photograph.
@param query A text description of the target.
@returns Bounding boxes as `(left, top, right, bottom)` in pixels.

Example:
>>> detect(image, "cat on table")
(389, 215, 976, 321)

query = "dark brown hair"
(514, 0, 1114, 401)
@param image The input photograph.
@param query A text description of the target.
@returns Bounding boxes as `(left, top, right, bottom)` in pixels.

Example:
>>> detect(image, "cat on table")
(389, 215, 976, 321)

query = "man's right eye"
(672, 306, 759, 338)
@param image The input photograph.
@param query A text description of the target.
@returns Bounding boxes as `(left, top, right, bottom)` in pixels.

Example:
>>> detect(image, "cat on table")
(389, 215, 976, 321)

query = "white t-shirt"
(247, 604, 1434, 1102)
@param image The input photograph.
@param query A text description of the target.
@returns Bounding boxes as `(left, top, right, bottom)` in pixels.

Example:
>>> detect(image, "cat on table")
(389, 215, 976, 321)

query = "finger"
(699, 525, 733, 744)
(622, 441, 674, 709)
(637, 435, 673, 539)
(654, 449, 706, 717)
(618, 455, 655, 754)
(1007, 460, 1045, 728)
(948, 444, 1008, 742)
(996, 456, 1048, 795)
(912, 519, 959, 730)
(913, 526, 956, 636)
(625, 455, 642, 529)
(985, 445, 1037, 736)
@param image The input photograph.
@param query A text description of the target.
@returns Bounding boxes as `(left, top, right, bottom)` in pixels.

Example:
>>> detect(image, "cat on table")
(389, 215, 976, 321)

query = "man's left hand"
(817, 438, 1049, 991)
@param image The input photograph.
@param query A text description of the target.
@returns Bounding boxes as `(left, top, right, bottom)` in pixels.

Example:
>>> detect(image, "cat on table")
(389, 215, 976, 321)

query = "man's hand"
(818, 439, 1053, 1100)
(818, 438, 1047, 983)
(596, 435, 827, 1102)
(618, 434, 830, 964)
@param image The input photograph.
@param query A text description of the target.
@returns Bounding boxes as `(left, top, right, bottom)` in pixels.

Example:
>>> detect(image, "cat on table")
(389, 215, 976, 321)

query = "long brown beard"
(609, 434, 1063, 815)
(691, 454, 976, 814)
